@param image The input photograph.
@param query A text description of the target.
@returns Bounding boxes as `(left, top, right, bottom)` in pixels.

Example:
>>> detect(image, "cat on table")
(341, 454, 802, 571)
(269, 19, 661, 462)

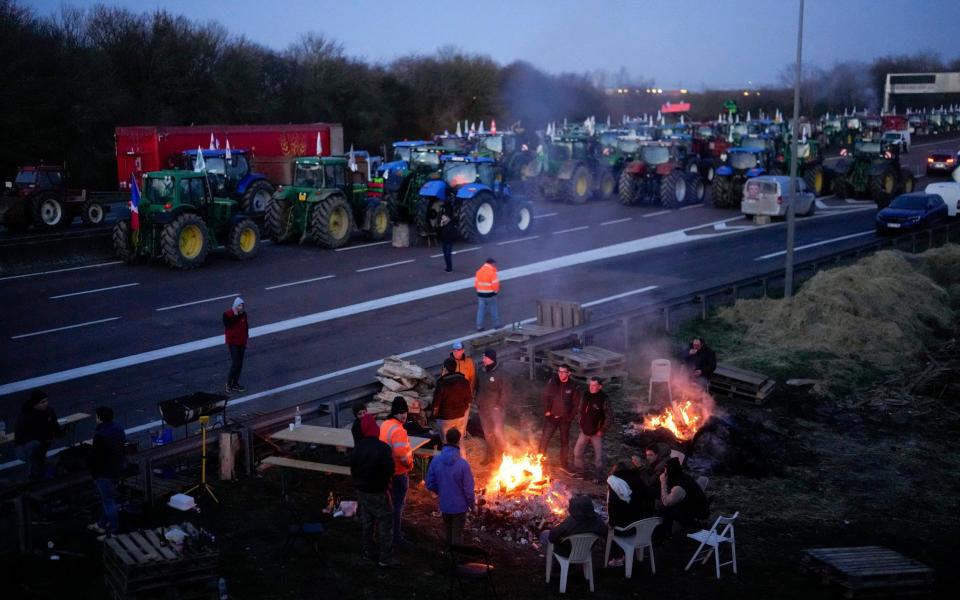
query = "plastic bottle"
(294, 406, 302, 428)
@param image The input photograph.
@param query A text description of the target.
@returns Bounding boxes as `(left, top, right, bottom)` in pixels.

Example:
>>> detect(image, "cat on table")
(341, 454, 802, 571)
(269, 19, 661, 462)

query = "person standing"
(450, 341, 477, 397)
(476, 349, 509, 465)
(538, 364, 581, 475)
(431, 358, 472, 457)
(351, 414, 399, 567)
(573, 376, 610, 482)
(684, 336, 717, 389)
(223, 297, 249, 393)
(87, 406, 126, 539)
(439, 203, 457, 272)
(425, 428, 475, 547)
(379, 397, 414, 545)
(14, 390, 63, 482)
(474, 258, 500, 331)
(350, 400, 368, 445)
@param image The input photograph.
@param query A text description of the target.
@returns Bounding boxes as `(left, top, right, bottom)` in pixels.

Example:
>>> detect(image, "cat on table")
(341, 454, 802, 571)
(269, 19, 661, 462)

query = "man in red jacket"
(223, 297, 249, 393)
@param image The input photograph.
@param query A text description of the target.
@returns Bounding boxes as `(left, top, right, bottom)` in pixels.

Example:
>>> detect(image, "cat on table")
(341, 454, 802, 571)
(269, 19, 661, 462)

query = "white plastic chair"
(685, 511, 739, 579)
(697, 475, 710, 491)
(670, 449, 686, 465)
(603, 516, 662, 578)
(648, 359, 672, 404)
(545, 533, 600, 593)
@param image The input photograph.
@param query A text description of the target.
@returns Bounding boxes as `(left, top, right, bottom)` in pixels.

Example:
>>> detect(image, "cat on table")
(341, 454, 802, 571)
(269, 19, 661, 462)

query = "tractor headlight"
(720, 153, 727, 161)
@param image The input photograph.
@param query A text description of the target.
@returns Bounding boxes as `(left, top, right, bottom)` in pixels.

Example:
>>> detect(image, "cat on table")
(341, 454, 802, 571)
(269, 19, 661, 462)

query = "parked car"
(880, 130, 910, 153)
(925, 150, 956, 176)
(740, 175, 816, 219)
(875, 192, 948, 234)
(924, 180, 960, 217)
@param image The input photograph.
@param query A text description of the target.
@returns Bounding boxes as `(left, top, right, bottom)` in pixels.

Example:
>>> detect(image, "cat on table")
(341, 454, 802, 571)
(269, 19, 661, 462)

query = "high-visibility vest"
(474, 263, 500, 295)
(379, 417, 412, 474)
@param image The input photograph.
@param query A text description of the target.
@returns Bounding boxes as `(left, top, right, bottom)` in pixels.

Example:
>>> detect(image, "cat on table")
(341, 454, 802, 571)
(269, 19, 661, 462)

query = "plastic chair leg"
(603, 530, 613, 565)
(586, 558, 594, 592)
(624, 550, 634, 578)
(731, 541, 738, 574)
(558, 562, 570, 594)
(649, 544, 657, 574)
(686, 541, 707, 571)
(546, 552, 553, 582)
(714, 546, 721, 579)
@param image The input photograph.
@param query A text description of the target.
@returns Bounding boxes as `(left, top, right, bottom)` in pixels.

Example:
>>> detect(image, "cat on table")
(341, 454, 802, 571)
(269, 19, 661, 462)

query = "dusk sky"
(27, 0, 960, 89)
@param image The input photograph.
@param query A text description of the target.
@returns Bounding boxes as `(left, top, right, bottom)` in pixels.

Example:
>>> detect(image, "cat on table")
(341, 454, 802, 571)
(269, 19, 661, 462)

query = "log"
(219, 432, 239, 481)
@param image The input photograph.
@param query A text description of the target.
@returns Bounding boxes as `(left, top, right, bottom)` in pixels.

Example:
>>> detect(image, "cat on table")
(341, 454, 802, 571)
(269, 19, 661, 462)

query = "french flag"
(129, 174, 141, 231)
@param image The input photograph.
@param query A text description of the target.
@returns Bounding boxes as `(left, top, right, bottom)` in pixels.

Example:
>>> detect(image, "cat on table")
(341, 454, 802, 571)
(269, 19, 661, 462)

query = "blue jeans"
(476, 295, 500, 330)
(15, 440, 46, 482)
(389, 473, 409, 544)
(95, 478, 120, 533)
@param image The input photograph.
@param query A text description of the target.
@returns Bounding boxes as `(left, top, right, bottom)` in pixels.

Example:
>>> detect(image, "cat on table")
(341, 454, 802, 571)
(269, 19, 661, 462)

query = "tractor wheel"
(660, 171, 688, 208)
(458, 192, 497, 243)
(414, 195, 444, 236)
(618, 169, 638, 205)
(562, 165, 592, 204)
(227, 218, 260, 260)
(112, 219, 139, 264)
(832, 177, 854, 199)
(240, 180, 274, 213)
(266, 198, 296, 243)
(365, 202, 391, 241)
(804, 165, 825, 196)
(505, 200, 534, 237)
(899, 170, 915, 194)
(597, 169, 616, 199)
(34, 193, 69, 229)
(80, 198, 105, 226)
(161, 212, 210, 270)
(704, 162, 716, 182)
(384, 190, 407, 223)
(686, 174, 706, 204)
(310, 194, 354, 249)
(868, 168, 896, 206)
(711, 176, 733, 208)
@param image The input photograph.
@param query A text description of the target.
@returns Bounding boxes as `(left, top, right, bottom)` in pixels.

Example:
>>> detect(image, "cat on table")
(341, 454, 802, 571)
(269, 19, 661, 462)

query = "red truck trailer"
(114, 123, 344, 190)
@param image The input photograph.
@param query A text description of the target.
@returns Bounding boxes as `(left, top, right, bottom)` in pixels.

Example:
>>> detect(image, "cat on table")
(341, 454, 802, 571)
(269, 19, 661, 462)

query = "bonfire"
(482, 453, 569, 517)
(632, 376, 715, 441)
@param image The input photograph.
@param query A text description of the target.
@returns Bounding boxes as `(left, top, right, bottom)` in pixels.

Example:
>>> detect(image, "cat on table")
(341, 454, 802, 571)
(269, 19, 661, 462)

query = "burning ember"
(483, 453, 569, 516)
(638, 380, 715, 441)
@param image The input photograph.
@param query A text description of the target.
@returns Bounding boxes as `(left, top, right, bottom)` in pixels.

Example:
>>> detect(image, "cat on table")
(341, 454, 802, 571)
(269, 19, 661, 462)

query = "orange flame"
(485, 453, 568, 516)
(642, 399, 706, 441)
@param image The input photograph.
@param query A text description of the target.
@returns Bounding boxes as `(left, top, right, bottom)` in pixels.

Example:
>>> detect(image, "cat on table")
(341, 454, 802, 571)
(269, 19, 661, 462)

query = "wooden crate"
(709, 363, 777, 405)
(103, 522, 219, 600)
(537, 299, 584, 329)
(803, 546, 934, 598)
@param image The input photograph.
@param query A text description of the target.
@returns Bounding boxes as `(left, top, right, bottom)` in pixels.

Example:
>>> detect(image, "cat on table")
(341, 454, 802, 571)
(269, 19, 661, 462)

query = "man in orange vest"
(474, 257, 501, 331)
(379, 396, 413, 546)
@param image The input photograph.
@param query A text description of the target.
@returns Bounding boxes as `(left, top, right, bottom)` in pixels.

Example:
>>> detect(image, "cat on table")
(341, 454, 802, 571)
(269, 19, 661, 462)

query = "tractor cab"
(476, 132, 518, 156)
(435, 134, 470, 153)
(290, 157, 350, 191)
(724, 148, 768, 175)
(740, 135, 776, 154)
(599, 129, 630, 149)
(141, 170, 224, 217)
(440, 155, 498, 190)
(390, 141, 431, 164)
(639, 143, 675, 167)
(181, 149, 252, 197)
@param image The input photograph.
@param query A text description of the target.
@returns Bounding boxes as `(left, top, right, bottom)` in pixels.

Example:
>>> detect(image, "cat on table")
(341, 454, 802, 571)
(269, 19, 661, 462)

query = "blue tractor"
(710, 146, 774, 208)
(180, 149, 274, 213)
(417, 155, 534, 243)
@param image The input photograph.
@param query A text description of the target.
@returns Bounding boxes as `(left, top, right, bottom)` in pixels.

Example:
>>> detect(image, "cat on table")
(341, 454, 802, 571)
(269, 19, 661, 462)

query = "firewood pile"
(473, 481, 594, 551)
(858, 338, 960, 414)
(369, 356, 435, 416)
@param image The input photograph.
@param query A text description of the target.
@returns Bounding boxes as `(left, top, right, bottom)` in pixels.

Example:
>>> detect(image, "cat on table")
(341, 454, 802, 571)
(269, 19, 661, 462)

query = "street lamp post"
(785, 0, 805, 298)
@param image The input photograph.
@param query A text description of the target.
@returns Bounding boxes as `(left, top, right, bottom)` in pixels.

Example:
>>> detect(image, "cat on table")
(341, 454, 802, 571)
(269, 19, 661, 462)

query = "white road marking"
(334, 240, 391, 252)
(430, 246, 480, 258)
(264, 275, 336, 291)
(581, 285, 658, 308)
(0, 261, 122, 282)
(714, 222, 752, 231)
(356, 259, 416, 273)
(552, 226, 590, 235)
(156, 293, 240, 312)
(49, 282, 139, 300)
(0, 215, 798, 396)
(643, 210, 671, 218)
(497, 235, 540, 245)
(754, 230, 875, 260)
(11, 317, 121, 340)
(679, 204, 702, 211)
(600, 217, 633, 226)
(533, 212, 558, 219)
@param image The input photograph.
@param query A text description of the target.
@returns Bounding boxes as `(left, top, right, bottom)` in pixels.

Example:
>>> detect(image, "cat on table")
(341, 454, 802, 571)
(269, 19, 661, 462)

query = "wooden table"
(271, 424, 430, 452)
(0, 412, 90, 445)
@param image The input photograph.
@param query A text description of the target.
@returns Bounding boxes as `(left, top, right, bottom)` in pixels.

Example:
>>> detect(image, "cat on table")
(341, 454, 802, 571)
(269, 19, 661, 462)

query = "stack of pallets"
(709, 363, 777, 405)
(803, 546, 934, 598)
(103, 523, 219, 600)
(546, 346, 627, 389)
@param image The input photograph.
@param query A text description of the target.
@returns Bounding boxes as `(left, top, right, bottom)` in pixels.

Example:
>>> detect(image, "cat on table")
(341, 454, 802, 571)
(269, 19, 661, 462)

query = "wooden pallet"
(803, 546, 934, 598)
(504, 323, 560, 344)
(103, 522, 219, 600)
(537, 299, 584, 329)
(709, 363, 777, 405)
(547, 346, 625, 373)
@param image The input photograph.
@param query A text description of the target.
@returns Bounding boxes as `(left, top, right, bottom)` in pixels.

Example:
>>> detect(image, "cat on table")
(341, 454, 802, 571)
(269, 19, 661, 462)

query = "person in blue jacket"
(425, 428, 476, 546)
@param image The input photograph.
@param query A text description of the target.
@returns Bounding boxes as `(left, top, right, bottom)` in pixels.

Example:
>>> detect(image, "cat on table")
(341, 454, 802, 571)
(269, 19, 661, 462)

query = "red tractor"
(618, 141, 704, 208)
(1, 164, 121, 231)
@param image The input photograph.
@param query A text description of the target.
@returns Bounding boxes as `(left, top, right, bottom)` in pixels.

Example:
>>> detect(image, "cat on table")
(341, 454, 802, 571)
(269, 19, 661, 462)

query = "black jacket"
(91, 421, 127, 479)
(14, 407, 63, 447)
(476, 361, 510, 416)
(438, 207, 457, 244)
(685, 344, 717, 378)
(350, 437, 395, 493)
(578, 390, 609, 436)
(608, 468, 655, 529)
(432, 372, 472, 420)
(541, 375, 582, 421)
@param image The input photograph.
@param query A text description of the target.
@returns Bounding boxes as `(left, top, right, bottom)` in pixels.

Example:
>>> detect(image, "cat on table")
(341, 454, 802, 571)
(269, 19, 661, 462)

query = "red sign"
(661, 102, 691, 114)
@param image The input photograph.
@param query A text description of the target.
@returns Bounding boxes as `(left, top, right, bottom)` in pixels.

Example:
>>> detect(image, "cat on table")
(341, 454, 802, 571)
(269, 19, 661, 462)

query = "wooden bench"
(261, 455, 351, 476)
(414, 447, 440, 458)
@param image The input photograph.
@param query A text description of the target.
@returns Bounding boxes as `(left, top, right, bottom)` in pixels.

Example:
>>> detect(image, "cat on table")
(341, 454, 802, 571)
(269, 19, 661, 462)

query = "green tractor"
(828, 139, 915, 207)
(112, 170, 261, 269)
(773, 138, 828, 196)
(381, 145, 450, 229)
(266, 156, 390, 249)
(522, 132, 616, 204)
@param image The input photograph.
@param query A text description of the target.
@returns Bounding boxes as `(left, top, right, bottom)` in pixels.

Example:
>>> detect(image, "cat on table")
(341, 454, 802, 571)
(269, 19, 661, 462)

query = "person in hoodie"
(222, 297, 249, 393)
(605, 461, 655, 567)
(540, 494, 607, 557)
(87, 406, 126, 539)
(350, 414, 398, 567)
(476, 349, 510, 465)
(425, 428, 476, 546)
(538, 364, 582, 475)
(14, 389, 64, 482)
(430, 358, 472, 457)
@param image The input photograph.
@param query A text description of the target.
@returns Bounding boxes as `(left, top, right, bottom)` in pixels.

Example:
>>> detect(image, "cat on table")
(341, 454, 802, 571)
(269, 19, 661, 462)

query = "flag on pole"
(209, 134, 216, 150)
(129, 174, 141, 231)
(225, 138, 232, 160)
(316, 132, 323, 156)
(456, 121, 463, 137)
(348, 144, 357, 172)
(194, 146, 206, 172)
(491, 119, 497, 134)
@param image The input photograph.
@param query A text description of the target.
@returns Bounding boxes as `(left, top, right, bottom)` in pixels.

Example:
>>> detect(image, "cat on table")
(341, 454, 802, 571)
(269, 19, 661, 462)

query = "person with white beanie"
(222, 297, 249, 393)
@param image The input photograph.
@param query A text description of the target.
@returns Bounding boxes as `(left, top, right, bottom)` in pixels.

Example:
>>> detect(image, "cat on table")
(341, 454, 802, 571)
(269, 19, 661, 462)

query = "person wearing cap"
(14, 389, 64, 482)
(476, 348, 510, 465)
(222, 297, 249, 393)
(379, 397, 413, 545)
(450, 341, 477, 398)
(430, 358, 472, 457)
(474, 258, 500, 332)
(351, 414, 399, 567)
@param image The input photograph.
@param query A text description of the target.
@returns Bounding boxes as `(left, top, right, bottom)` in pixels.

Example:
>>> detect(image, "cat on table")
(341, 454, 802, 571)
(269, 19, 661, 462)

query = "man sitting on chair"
(540, 494, 606, 557)
(656, 457, 709, 540)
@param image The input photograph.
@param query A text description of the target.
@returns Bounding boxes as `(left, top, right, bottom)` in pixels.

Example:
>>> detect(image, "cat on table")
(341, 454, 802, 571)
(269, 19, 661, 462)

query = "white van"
(741, 175, 817, 218)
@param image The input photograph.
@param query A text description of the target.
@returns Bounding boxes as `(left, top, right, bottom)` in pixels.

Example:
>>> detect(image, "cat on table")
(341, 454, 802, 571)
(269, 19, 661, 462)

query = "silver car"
(741, 175, 816, 218)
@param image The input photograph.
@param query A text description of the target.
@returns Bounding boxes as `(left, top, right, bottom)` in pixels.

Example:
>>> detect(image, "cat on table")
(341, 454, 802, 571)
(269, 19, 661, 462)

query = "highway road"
(0, 136, 957, 463)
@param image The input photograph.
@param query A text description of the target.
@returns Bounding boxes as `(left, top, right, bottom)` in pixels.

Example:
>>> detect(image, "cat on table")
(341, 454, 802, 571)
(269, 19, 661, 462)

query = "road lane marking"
(0, 261, 122, 282)
(11, 317, 121, 340)
(552, 226, 590, 235)
(356, 259, 416, 273)
(754, 230, 875, 260)
(156, 293, 240, 311)
(679, 205, 702, 211)
(497, 235, 540, 245)
(264, 275, 336, 291)
(600, 218, 633, 226)
(334, 241, 391, 252)
(533, 212, 558, 219)
(49, 282, 139, 300)
(430, 247, 480, 258)
(581, 285, 658, 307)
(643, 210, 671, 218)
